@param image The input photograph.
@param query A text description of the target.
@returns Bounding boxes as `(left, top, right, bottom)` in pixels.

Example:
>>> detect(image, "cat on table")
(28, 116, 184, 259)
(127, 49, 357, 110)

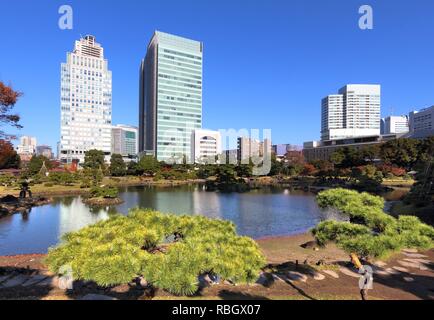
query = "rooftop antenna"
(389, 106, 395, 117)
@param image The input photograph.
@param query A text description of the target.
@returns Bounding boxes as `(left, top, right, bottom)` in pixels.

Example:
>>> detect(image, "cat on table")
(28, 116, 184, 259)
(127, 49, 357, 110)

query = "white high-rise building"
(191, 129, 221, 164)
(409, 106, 434, 138)
(112, 125, 138, 160)
(60, 35, 112, 164)
(381, 115, 409, 134)
(321, 84, 381, 141)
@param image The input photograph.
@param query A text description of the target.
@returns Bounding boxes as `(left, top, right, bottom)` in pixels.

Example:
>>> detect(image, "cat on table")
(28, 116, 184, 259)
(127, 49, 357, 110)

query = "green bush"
(89, 186, 119, 199)
(312, 188, 434, 259)
(46, 210, 266, 295)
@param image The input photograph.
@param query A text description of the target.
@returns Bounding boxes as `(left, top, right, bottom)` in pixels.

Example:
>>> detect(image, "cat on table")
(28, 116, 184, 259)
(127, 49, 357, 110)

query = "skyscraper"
(60, 35, 112, 164)
(139, 31, 203, 163)
(321, 84, 381, 141)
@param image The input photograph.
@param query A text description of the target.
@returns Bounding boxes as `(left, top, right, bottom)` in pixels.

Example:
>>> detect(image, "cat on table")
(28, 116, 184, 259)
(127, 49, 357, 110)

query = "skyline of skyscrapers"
(139, 31, 203, 163)
(59, 35, 113, 164)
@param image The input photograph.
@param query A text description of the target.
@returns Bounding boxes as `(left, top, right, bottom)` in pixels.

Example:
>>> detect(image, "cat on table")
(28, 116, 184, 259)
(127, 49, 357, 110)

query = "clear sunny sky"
(1, 0, 434, 150)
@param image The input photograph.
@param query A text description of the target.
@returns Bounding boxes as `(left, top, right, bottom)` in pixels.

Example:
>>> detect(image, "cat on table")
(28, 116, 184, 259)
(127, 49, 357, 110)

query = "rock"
(22, 275, 48, 287)
(36, 276, 58, 287)
(198, 274, 213, 288)
(323, 270, 339, 279)
(402, 253, 428, 259)
(385, 268, 400, 275)
(139, 278, 148, 287)
(0, 275, 30, 288)
(271, 274, 285, 283)
(255, 273, 271, 286)
(80, 294, 117, 300)
(286, 271, 308, 282)
(403, 277, 414, 282)
(0, 275, 13, 284)
(392, 266, 409, 273)
(404, 258, 431, 265)
(300, 241, 319, 250)
(373, 261, 387, 268)
(312, 272, 325, 280)
(398, 260, 421, 269)
(339, 267, 360, 278)
(402, 249, 418, 254)
(0, 195, 19, 204)
(374, 270, 390, 276)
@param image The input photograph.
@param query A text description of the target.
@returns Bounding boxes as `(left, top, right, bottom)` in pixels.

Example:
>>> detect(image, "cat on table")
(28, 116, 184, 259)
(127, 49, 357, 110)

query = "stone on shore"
(392, 266, 409, 273)
(322, 270, 339, 279)
(286, 271, 308, 282)
(339, 267, 360, 278)
(402, 253, 428, 259)
(402, 249, 418, 254)
(22, 275, 49, 287)
(0, 275, 30, 288)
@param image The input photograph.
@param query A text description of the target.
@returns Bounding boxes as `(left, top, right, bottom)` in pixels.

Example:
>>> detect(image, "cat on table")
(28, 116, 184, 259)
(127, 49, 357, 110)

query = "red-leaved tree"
(0, 81, 23, 140)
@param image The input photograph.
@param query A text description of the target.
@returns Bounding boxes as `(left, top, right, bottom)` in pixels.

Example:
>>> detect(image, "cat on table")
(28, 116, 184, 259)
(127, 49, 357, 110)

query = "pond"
(0, 185, 333, 256)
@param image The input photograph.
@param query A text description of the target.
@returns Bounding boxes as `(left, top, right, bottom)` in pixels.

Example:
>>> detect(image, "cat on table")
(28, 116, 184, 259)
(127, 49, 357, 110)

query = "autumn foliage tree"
(0, 140, 20, 169)
(0, 81, 23, 140)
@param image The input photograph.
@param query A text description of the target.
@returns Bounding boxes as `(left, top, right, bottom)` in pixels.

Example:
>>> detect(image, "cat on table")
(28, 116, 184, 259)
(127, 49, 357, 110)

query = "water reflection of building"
(192, 187, 221, 219)
(58, 197, 109, 236)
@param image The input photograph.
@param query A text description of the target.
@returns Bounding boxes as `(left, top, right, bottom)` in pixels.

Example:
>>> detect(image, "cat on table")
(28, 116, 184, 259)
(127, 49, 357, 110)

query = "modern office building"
(36, 145, 53, 159)
(321, 85, 381, 141)
(60, 35, 112, 164)
(191, 129, 221, 164)
(139, 31, 203, 163)
(409, 106, 434, 139)
(381, 115, 409, 134)
(111, 125, 138, 160)
(303, 133, 402, 162)
(16, 136, 37, 161)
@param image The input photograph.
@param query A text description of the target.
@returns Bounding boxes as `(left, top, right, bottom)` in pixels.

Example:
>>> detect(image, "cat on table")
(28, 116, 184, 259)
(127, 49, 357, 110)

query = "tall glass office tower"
(139, 31, 203, 163)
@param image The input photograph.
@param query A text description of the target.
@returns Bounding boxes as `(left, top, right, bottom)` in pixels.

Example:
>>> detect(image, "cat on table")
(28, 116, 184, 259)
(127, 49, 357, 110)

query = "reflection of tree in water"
(51, 196, 75, 207)
(85, 204, 119, 216)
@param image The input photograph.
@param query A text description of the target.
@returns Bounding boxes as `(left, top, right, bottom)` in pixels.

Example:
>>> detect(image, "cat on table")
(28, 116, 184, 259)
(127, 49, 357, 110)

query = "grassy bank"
(0, 177, 206, 197)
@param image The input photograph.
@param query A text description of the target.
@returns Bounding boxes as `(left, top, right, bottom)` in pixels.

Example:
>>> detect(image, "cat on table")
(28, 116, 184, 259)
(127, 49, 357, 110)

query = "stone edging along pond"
(0, 196, 53, 218)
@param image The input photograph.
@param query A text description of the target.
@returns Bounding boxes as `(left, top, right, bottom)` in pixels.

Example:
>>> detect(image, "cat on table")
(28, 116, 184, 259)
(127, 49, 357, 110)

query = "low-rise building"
(36, 145, 53, 159)
(303, 134, 402, 162)
(381, 116, 409, 134)
(111, 125, 138, 161)
(16, 136, 37, 161)
(191, 129, 222, 164)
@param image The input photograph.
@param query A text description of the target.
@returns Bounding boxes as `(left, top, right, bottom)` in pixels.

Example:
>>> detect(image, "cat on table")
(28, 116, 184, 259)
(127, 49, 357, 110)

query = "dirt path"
(1, 235, 433, 300)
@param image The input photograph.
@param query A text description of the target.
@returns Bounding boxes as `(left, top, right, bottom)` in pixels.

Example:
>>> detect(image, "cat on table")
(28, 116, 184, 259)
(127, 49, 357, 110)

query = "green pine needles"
(46, 209, 266, 296)
(312, 188, 434, 259)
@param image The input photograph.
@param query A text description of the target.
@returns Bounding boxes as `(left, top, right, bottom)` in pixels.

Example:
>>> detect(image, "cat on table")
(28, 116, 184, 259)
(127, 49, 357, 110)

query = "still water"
(0, 185, 330, 256)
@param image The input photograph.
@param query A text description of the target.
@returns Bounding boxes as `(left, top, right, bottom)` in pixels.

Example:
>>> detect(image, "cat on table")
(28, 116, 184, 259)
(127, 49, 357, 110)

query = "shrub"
(48, 172, 76, 186)
(312, 188, 434, 259)
(0, 174, 16, 187)
(46, 210, 266, 295)
(89, 186, 119, 199)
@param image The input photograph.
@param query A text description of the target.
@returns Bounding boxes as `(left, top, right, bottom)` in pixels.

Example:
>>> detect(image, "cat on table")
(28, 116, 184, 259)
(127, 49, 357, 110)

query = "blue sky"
(1, 0, 434, 150)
